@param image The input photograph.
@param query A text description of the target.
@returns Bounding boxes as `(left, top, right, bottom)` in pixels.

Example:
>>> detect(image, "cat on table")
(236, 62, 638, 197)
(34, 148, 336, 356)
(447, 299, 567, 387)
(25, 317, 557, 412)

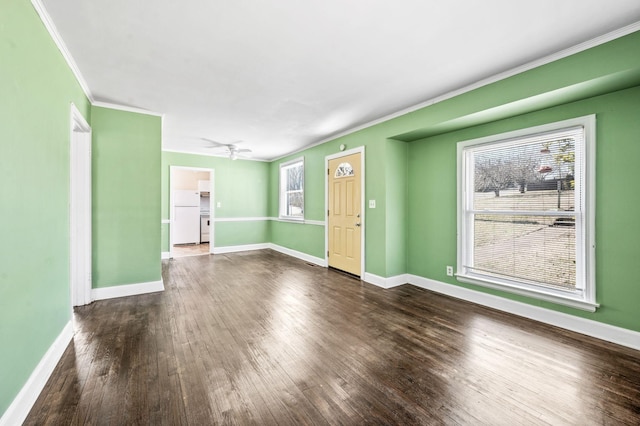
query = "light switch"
(369, 200, 376, 208)
(217, 202, 221, 208)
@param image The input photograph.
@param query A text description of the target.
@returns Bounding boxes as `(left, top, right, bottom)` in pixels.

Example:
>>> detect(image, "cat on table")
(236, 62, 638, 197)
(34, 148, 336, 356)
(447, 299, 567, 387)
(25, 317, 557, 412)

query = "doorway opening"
(170, 166, 215, 258)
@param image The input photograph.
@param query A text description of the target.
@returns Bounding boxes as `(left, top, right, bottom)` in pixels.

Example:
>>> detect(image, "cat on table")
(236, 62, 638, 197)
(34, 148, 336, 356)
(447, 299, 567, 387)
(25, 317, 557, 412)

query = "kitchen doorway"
(170, 166, 215, 258)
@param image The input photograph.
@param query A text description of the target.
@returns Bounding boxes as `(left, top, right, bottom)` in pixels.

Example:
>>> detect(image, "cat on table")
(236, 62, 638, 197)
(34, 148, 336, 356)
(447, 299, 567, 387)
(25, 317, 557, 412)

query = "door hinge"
(327, 168, 330, 175)
(327, 250, 329, 257)
(327, 209, 329, 216)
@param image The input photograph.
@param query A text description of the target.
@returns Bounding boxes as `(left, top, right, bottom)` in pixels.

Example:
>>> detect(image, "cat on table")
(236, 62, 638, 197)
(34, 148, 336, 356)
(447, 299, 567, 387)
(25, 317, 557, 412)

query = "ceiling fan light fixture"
(201, 138, 250, 160)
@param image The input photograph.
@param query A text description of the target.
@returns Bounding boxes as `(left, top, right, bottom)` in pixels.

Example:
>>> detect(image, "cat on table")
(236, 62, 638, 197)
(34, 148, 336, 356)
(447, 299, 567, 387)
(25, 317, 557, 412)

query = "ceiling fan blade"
(201, 138, 251, 159)
(201, 137, 227, 148)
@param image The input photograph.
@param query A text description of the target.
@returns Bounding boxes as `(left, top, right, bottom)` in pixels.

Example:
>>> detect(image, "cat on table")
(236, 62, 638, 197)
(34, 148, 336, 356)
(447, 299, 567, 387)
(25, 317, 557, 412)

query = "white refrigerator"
(173, 190, 200, 244)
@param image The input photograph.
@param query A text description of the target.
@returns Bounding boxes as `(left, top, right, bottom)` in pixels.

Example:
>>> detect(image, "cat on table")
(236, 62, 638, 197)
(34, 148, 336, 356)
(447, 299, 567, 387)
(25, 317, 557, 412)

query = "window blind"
(465, 126, 584, 291)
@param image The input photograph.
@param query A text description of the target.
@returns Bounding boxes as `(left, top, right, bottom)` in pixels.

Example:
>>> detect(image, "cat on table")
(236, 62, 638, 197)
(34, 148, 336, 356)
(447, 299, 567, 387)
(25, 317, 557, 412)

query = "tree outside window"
(279, 158, 304, 219)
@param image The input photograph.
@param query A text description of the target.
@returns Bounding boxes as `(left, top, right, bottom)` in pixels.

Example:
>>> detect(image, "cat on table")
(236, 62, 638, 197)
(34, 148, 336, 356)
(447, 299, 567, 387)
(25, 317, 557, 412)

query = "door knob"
(355, 222, 361, 227)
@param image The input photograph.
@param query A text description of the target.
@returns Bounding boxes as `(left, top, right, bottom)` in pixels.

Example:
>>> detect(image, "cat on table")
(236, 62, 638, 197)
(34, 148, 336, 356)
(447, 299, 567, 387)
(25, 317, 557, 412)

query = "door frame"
(169, 165, 215, 258)
(324, 146, 366, 277)
(69, 103, 92, 307)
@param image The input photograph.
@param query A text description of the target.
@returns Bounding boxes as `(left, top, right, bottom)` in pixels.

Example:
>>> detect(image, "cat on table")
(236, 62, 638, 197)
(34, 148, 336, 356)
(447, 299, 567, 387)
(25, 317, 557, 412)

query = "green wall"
(161, 151, 270, 250)
(266, 30, 640, 281)
(268, 134, 392, 275)
(385, 139, 408, 277)
(91, 106, 162, 288)
(215, 221, 270, 247)
(408, 86, 640, 331)
(270, 221, 325, 259)
(0, 0, 90, 416)
(268, 30, 640, 332)
(3, 1, 640, 419)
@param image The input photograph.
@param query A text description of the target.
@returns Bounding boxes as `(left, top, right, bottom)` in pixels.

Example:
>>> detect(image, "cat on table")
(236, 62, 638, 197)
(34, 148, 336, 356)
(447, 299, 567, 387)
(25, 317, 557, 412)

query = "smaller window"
(335, 162, 354, 178)
(279, 157, 304, 220)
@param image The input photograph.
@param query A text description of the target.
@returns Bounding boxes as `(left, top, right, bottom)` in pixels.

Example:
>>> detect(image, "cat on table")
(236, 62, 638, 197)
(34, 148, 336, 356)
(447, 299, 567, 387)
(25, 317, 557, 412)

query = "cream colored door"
(328, 152, 362, 276)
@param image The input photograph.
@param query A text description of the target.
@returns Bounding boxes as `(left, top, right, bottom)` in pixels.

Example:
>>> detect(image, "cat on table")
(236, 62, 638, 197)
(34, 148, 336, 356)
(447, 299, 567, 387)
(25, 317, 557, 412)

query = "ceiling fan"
(201, 138, 252, 160)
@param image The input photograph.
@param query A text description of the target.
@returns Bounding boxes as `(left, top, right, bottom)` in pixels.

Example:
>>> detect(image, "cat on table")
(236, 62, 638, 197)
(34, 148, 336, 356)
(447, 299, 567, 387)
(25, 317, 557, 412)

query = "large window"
(457, 116, 597, 311)
(279, 157, 304, 220)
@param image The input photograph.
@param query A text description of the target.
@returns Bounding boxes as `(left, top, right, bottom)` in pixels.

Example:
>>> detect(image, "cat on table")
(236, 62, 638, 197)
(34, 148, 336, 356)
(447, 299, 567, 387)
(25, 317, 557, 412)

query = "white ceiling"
(41, 0, 640, 161)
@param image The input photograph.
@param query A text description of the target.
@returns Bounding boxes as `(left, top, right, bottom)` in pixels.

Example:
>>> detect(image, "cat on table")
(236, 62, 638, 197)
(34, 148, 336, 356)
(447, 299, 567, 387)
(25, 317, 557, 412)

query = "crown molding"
(30, 0, 639, 163)
(31, 0, 94, 102)
(31, 0, 165, 117)
(161, 148, 269, 162)
(91, 101, 163, 117)
(272, 20, 640, 162)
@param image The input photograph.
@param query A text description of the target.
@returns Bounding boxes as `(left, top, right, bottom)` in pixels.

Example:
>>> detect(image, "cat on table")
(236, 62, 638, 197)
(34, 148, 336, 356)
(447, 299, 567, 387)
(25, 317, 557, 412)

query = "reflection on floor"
(26, 250, 640, 424)
(172, 243, 210, 258)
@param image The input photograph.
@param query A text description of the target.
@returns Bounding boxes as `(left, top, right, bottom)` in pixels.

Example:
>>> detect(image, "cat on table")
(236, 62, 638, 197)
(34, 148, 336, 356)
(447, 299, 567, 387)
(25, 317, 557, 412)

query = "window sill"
(456, 274, 599, 312)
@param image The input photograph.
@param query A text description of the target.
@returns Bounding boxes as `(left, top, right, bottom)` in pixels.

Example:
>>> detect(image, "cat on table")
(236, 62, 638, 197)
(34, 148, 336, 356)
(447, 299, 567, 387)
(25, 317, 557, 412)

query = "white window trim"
(456, 115, 598, 312)
(279, 157, 305, 221)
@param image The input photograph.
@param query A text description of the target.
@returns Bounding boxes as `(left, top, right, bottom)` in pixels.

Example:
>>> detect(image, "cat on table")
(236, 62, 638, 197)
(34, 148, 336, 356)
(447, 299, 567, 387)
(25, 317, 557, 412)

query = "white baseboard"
(161, 251, 171, 260)
(212, 242, 326, 267)
(363, 273, 409, 289)
(268, 243, 327, 267)
(91, 279, 164, 301)
(0, 321, 73, 426)
(407, 274, 640, 351)
(212, 243, 270, 254)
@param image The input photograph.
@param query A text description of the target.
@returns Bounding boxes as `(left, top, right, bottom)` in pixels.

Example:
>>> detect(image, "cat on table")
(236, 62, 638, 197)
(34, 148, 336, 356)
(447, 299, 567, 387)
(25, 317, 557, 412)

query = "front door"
(328, 152, 362, 276)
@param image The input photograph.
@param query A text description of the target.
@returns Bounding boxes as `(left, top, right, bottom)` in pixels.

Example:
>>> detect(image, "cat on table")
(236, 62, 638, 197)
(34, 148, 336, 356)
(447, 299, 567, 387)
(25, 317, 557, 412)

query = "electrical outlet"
(217, 202, 221, 208)
(446, 266, 454, 276)
(369, 200, 376, 208)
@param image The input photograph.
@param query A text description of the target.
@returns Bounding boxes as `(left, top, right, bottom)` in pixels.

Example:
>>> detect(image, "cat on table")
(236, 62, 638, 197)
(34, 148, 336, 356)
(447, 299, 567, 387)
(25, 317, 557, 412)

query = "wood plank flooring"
(25, 249, 640, 425)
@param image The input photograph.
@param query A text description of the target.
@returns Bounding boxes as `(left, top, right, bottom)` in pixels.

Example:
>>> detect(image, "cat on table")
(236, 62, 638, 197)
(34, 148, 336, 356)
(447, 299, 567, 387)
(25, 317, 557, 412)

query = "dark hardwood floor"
(25, 250, 640, 425)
